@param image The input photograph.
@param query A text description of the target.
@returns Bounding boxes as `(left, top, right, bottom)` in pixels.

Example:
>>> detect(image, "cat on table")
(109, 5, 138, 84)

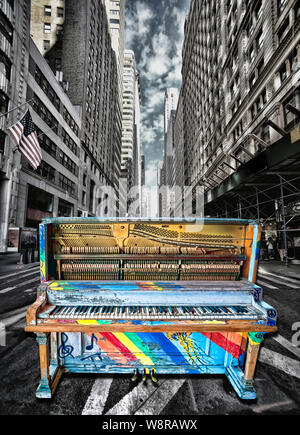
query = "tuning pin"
(150, 369, 158, 383)
(131, 368, 139, 382)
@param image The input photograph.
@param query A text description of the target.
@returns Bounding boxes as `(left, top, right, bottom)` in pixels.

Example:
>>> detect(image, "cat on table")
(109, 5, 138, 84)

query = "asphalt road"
(0, 259, 299, 415)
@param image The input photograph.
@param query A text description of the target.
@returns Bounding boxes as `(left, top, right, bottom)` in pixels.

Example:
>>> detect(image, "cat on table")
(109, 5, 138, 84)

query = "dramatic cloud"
(125, 0, 190, 188)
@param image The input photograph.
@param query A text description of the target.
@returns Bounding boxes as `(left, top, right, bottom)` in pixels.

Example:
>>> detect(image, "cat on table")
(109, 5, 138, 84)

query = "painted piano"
(25, 217, 277, 399)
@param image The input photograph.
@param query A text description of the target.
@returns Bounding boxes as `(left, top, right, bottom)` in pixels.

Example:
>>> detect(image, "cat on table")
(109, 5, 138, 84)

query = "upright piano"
(25, 218, 277, 400)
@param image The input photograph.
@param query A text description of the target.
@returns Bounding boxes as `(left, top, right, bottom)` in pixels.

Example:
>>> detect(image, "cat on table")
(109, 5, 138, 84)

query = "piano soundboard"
(25, 218, 277, 400)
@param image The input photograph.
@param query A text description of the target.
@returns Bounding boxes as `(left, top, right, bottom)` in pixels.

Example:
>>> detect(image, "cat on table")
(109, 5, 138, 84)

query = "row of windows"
(62, 107, 79, 137)
(34, 65, 60, 111)
(36, 126, 78, 176)
(44, 5, 64, 18)
(61, 128, 79, 157)
(32, 94, 58, 134)
(30, 160, 76, 198)
(59, 173, 76, 196)
(44, 22, 63, 34)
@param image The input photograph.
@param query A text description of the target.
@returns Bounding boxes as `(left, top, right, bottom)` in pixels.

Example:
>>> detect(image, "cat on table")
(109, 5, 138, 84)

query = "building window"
(44, 23, 51, 33)
(35, 161, 56, 183)
(55, 58, 62, 71)
(43, 39, 50, 51)
(61, 128, 79, 156)
(57, 7, 64, 17)
(278, 17, 290, 43)
(31, 94, 59, 134)
(58, 150, 78, 175)
(44, 5, 51, 16)
(36, 127, 57, 158)
(56, 24, 63, 35)
(109, 18, 120, 24)
(0, 13, 13, 44)
(277, 0, 287, 16)
(59, 173, 75, 196)
(34, 66, 60, 111)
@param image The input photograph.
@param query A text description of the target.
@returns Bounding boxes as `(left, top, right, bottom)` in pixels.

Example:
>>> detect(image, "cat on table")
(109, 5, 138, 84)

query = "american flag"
(7, 109, 42, 170)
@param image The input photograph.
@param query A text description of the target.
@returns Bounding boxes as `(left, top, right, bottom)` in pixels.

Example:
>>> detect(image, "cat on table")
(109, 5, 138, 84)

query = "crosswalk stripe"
(0, 277, 40, 294)
(257, 279, 279, 290)
(259, 348, 300, 379)
(82, 377, 113, 415)
(105, 379, 165, 415)
(134, 379, 186, 415)
(273, 334, 300, 359)
(0, 265, 39, 281)
(252, 400, 294, 413)
(258, 269, 300, 287)
(0, 307, 28, 327)
(0, 269, 39, 287)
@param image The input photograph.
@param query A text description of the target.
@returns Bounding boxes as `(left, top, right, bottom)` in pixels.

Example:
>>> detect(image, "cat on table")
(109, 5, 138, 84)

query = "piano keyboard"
(40, 304, 262, 320)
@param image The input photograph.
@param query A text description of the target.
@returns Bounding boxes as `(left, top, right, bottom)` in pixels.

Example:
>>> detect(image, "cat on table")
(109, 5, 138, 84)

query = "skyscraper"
(121, 49, 142, 215)
(177, 0, 300, 200)
(30, 0, 122, 215)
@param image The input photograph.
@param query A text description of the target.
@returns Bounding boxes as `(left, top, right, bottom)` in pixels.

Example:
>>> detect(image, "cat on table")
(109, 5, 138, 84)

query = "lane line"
(273, 334, 300, 359)
(134, 379, 186, 415)
(0, 265, 39, 281)
(257, 279, 279, 290)
(82, 377, 113, 415)
(0, 277, 40, 294)
(259, 348, 300, 380)
(105, 379, 166, 415)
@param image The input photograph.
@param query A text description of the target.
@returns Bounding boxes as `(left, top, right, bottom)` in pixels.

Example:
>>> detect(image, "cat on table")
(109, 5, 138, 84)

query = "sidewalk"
(258, 260, 300, 281)
(0, 253, 39, 276)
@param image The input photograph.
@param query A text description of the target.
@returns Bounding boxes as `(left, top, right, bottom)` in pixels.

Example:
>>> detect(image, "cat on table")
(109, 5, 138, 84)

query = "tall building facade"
(0, 0, 31, 252)
(30, 0, 122, 215)
(177, 0, 300, 202)
(121, 49, 142, 215)
(0, 0, 87, 252)
(30, 0, 65, 65)
(161, 88, 178, 216)
(19, 38, 83, 228)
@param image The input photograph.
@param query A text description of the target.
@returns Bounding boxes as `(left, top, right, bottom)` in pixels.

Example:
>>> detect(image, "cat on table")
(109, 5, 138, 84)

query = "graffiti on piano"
(58, 332, 74, 358)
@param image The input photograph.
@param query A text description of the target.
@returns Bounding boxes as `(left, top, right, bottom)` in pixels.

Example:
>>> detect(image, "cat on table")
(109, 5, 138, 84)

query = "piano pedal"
(131, 368, 140, 382)
(150, 369, 158, 383)
(142, 368, 148, 382)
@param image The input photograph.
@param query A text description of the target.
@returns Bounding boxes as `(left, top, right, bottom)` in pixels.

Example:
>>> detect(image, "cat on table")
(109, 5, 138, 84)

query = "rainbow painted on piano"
(25, 218, 277, 400)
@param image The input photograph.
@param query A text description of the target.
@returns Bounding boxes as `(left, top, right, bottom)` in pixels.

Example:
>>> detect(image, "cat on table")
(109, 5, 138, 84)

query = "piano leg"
(244, 332, 265, 384)
(225, 331, 265, 400)
(35, 332, 63, 399)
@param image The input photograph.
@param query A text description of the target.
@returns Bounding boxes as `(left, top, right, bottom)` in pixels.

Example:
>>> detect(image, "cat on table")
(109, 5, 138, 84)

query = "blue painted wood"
(47, 288, 253, 306)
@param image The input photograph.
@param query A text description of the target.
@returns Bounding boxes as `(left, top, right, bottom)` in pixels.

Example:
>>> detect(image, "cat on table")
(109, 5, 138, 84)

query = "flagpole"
(0, 99, 34, 119)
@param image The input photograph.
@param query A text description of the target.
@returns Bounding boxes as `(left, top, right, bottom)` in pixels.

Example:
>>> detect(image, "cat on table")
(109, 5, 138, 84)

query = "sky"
(124, 0, 190, 189)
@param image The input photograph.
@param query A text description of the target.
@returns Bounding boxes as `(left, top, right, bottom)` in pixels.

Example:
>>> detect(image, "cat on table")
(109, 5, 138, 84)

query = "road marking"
(0, 277, 40, 294)
(0, 269, 39, 288)
(0, 307, 28, 327)
(259, 348, 300, 379)
(258, 269, 300, 287)
(0, 265, 39, 281)
(134, 379, 186, 415)
(273, 334, 300, 359)
(252, 399, 294, 413)
(82, 377, 113, 415)
(105, 379, 165, 415)
(257, 279, 279, 290)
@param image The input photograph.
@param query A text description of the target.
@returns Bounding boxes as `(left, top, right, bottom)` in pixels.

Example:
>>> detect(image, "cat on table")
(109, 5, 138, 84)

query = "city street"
(0, 256, 299, 415)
